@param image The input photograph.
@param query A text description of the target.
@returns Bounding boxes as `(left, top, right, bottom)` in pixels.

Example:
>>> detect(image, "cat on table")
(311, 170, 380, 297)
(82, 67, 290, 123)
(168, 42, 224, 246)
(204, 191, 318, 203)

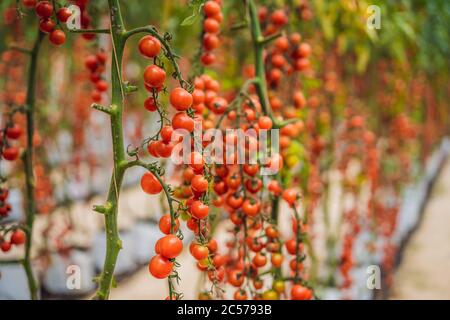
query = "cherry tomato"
(140, 172, 162, 194)
(191, 244, 209, 260)
(188, 151, 204, 172)
(282, 188, 298, 206)
(1, 241, 12, 252)
(49, 30, 66, 46)
(170, 87, 193, 111)
(2, 147, 19, 161)
(207, 239, 218, 253)
(85, 55, 98, 72)
(6, 125, 22, 139)
(273, 280, 285, 293)
(227, 269, 244, 287)
(204, 18, 220, 34)
(22, 0, 37, 9)
(56, 7, 72, 23)
(265, 225, 279, 238)
(143, 65, 166, 88)
(289, 258, 304, 272)
(95, 80, 108, 92)
(234, 290, 248, 300)
(262, 290, 279, 300)
(155, 141, 173, 158)
(226, 193, 244, 209)
(190, 200, 209, 219)
(160, 126, 173, 143)
(191, 175, 208, 193)
(258, 116, 273, 130)
(138, 35, 161, 58)
(148, 254, 173, 279)
(159, 235, 183, 259)
(39, 18, 55, 33)
(10, 230, 25, 245)
(159, 214, 180, 234)
(252, 252, 267, 267)
(203, 1, 221, 17)
(243, 164, 259, 176)
(172, 112, 194, 132)
(209, 97, 227, 114)
(291, 284, 312, 300)
(271, 253, 283, 267)
(144, 96, 157, 112)
(270, 9, 288, 26)
(203, 34, 220, 51)
(147, 141, 159, 157)
(242, 199, 260, 217)
(285, 239, 303, 255)
(35, 1, 53, 19)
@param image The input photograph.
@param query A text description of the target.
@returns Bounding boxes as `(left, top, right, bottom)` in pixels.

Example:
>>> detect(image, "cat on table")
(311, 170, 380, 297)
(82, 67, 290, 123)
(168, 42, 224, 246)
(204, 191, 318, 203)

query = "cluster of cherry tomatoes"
(84, 50, 108, 103)
(200, 0, 223, 66)
(22, 0, 98, 45)
(149, 232, 182, 280)
(22, 0, 67, 46)
(0, 228, 26, 253)
(139, 33, 197, 140)
(0, 188, 12, 219)
(0, 122, 23, 162)
(267, 34, 311, 88)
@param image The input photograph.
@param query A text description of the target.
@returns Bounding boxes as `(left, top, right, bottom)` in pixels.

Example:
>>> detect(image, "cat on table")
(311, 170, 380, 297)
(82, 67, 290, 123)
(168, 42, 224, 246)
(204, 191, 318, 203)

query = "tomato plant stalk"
(92, 0, 127, 300)
(21, 30, 44, 301)
(247, 0, 282, 223)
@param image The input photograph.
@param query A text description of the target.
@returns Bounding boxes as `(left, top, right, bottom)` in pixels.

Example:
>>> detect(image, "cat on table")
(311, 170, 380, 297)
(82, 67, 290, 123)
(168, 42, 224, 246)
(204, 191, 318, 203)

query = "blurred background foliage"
(1, 0, 449, 74)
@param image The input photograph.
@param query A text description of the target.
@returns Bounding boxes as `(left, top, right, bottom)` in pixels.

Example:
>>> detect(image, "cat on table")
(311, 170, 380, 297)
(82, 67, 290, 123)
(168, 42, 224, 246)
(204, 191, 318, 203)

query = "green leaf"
(181, 0, 206, 26)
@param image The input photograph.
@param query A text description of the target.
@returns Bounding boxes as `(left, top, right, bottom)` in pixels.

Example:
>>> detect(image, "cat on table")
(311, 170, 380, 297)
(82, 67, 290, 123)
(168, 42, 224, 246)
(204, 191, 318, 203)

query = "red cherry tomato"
(140, 172, 162, 194)
(148, 254, 173, 279)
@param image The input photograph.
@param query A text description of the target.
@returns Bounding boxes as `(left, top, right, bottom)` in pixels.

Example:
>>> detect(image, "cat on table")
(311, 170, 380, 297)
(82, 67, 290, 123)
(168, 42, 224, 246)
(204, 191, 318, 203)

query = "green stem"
(292, 205, 303, 284)
(21, 30, 44, 301)
(247, 0, 274, 121)
(246, 0, 281, 223)
(70, 28, 111, 34)
(94, 0, 126, 300)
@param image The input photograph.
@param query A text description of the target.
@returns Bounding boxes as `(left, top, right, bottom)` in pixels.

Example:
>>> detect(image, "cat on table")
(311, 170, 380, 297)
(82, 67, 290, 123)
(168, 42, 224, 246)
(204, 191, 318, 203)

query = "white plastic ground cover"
(0, 264, 36, 300)
(42, 250, 96, 296)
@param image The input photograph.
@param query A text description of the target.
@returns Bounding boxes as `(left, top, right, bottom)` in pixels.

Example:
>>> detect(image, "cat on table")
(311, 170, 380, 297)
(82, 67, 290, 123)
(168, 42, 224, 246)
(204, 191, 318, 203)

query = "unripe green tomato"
(273, 280, 286, 293)
(180, 211, 190, 221)
(262, 289, 279, 300)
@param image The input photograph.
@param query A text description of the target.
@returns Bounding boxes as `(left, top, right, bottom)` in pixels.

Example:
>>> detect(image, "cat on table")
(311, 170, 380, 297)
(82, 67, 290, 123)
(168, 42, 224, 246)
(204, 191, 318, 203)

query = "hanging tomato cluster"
(1, 122, 22, 162)
(0, 188, 12, 220)
(200, 1, 223, 66)
(84, 50, 108, 103)
(33, 1, 66, 46)
(0, 228, 26, 253)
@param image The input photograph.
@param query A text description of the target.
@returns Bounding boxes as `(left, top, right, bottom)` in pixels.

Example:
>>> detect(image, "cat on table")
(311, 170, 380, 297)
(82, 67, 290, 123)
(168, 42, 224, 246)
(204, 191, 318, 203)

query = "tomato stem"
(94, 0, 127, 300)
(21, 29, 45, 300)
(70, 28, 111, 34)
(247, 0, 282, 223)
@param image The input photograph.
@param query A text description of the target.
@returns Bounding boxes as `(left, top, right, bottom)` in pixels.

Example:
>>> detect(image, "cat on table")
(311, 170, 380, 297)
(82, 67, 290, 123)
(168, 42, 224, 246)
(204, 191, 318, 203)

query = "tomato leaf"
(181, 0, 206, 26)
